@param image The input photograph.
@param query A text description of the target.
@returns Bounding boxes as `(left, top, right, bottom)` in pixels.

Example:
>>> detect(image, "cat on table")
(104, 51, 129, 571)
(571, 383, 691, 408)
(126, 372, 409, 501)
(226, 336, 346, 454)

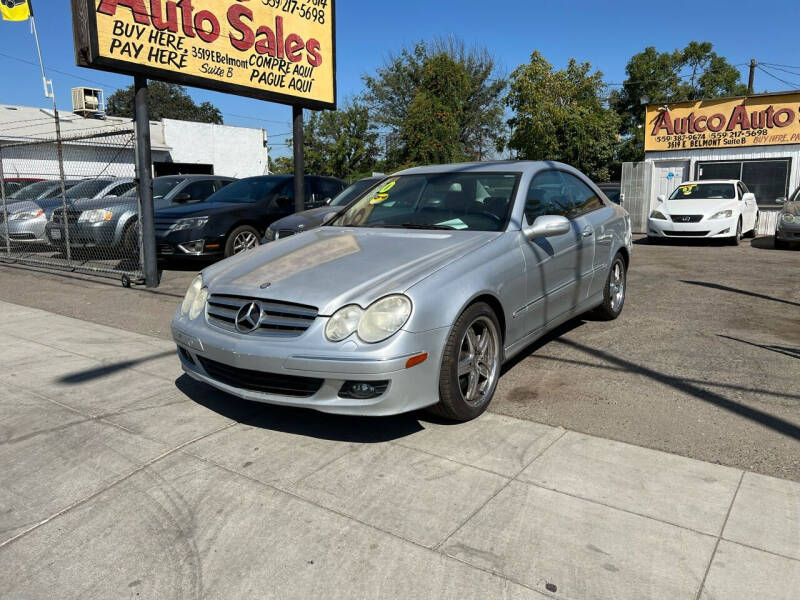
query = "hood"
(154, 201, 238, 219)
(661, 197, 737, 216)
(68, 195, 137, 211)
(781, 200, 800, 216)
(269, 206, 339, 231)
(203, 227, 499, 315)
(5, 200, 43, 216)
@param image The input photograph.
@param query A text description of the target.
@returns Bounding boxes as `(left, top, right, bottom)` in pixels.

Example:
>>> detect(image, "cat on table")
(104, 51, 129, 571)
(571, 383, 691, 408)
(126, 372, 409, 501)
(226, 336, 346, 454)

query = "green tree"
(610, 42, 747, 161)
(269, 155, 294, 175)
(363, 38, 506, 165)
(505, 51, 620, 182)
(303, 101, 379, 181)
(106, 82, 223, 124)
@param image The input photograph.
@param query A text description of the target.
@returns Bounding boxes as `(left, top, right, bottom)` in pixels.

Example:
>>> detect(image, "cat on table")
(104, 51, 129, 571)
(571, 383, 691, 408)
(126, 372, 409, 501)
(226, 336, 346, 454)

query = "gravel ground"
(1, 235, 798, 480)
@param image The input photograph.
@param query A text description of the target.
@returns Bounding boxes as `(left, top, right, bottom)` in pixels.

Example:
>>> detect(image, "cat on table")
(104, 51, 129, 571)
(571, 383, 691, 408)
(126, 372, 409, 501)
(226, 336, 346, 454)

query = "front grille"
(206, 294, 318, 337)
(197, 356, 323, 397)
(51, 208, 80, 225)
(670, 214, 704, 223)
(157, 243, 175, 255)
(9, 233, 36, 240)
(154, 218, 176, 235)
(663, 230, 710, 237)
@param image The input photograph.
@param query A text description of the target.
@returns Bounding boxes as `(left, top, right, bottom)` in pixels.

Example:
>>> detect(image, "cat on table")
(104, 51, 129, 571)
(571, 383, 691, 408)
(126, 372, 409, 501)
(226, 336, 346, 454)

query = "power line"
(759, 63, 800, 78)
(757, 66, 800, 90)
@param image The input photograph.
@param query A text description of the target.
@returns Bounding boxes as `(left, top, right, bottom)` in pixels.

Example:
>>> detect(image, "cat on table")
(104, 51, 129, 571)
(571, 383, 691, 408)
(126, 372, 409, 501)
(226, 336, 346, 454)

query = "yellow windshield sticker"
(680, 184, 698, 195)
(369, 180, 397, 205)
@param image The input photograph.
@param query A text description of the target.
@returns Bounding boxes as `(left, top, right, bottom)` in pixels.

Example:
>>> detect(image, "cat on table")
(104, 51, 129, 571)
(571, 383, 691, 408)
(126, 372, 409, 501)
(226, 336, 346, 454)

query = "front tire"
(225, 225, 260, 258)
(593, 253, 627, 320)
(729, 218, 742, 246)
(431, 302, 502, 422)
(744, 213, 758, 238)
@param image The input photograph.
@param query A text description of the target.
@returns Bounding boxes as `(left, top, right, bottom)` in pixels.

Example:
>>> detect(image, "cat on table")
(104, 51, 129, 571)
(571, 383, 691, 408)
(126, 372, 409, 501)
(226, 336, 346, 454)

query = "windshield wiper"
(399, 223, 456, 230)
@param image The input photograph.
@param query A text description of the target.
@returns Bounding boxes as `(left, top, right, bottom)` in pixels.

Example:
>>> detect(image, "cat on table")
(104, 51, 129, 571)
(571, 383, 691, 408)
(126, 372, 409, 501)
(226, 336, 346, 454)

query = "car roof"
(394, 160, 583, 176)
(678, 180, 739, 185)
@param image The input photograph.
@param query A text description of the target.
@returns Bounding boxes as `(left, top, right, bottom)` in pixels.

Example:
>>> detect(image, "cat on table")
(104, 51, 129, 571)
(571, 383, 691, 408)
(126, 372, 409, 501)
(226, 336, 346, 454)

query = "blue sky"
(2, 0, 799, 157)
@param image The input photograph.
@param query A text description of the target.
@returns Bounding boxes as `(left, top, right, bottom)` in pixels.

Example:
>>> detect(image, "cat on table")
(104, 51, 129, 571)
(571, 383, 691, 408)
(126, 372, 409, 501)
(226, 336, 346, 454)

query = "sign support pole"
(134, 75, 158, 288)
(292, 105, 305, 214)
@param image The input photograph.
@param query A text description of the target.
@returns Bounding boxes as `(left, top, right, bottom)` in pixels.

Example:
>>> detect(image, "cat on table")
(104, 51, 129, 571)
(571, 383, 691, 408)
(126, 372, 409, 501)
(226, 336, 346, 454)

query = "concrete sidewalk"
(0, 299, 798, 600)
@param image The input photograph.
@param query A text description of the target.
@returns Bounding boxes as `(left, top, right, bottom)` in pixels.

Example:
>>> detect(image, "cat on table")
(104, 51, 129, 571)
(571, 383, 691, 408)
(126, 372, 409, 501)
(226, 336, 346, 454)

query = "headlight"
(189, 286, 208, 320)
(171, 216, 209, 232)
(358, 295, 412, 343)
(782, 213, 796, 224)
(181, 275, 203, 316)
(324, 305, 363, 341)
(649, 210, 668, 220)
(78, 209, 113, 223)
(9, 209, 44, 221)
(324, 295, 413, 343)
(263, 227, 276, 242)
(709, 210, 733, 220)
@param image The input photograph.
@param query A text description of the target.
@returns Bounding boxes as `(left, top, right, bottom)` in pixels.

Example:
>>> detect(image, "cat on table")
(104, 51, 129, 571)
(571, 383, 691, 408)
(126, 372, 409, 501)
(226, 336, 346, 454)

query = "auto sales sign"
(71, 0, 336, 109)
(645, 92, 800, 152)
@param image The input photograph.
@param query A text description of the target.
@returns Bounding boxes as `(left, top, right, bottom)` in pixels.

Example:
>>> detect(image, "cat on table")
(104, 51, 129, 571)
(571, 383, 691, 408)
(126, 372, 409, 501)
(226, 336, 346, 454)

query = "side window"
(108, 182, 136, 196)
(525, 170, 574, 223)
(315, 178, 344, 203)
(215, 179, 232, 191)
(182, 180, 216, 201)
(274, 179, 311, 210)
(560, 173, 604, 215)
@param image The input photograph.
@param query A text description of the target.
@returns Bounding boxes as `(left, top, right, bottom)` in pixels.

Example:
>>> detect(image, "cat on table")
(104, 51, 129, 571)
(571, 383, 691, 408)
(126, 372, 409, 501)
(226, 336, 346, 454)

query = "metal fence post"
(0, 146, 10, 257)
(134, 76, 158, 288)
(292, 105, 305, 214)
(53, 108, 72, 265)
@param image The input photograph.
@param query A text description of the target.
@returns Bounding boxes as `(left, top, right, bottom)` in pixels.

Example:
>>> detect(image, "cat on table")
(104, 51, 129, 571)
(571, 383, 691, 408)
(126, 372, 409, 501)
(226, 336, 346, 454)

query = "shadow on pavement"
(57, 350, 175, 384)
(718, 334, 800, 360)
(175, 375, 429, 443)
(680, 280, 800, 308)
(502, 318, 587, 374)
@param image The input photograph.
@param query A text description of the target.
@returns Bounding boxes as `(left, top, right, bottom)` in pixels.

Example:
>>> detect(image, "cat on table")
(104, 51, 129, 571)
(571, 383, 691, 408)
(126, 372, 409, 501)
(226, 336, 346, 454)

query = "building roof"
(0, 104, 169, 150)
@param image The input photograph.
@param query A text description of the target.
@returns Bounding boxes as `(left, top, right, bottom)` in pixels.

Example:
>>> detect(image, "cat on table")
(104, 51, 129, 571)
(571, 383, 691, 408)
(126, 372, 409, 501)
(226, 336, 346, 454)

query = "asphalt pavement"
(0, 234, 798, 480)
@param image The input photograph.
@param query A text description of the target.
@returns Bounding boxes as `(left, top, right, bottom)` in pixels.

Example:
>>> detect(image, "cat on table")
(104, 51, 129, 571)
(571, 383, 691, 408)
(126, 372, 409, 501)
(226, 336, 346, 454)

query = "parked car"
(2, 178, 42, 196)
(172, 161, 632, 421)
(4, 179, 81, 205)
(597, 181, 621, 205)
(155, 175, 346, 259)
(647, 180, 759, 245)
(775, 187, 800, 249)
(263, 176, 385, 241)
(46, 175, 234, 252)
(0, 178, 133, 245)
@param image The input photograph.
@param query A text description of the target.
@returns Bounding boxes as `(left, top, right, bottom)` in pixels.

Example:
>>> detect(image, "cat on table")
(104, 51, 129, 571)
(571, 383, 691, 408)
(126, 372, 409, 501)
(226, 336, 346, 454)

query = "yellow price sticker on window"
(369, 180, 397, 205)
(680, 184, 698, 195)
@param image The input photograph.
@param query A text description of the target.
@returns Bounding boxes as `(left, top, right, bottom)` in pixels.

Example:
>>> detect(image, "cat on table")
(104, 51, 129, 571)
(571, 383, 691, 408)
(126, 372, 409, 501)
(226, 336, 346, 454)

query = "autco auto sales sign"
(645, 92, 800, 152)
(71, 0, 336, 109)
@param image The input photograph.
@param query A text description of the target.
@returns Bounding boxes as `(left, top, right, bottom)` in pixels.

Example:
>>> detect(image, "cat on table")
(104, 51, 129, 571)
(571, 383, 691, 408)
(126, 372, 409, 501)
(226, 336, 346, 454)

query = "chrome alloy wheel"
(609, 259, 626, 312)
(457, 316, 500, 406)
(232, 231, 259, 254)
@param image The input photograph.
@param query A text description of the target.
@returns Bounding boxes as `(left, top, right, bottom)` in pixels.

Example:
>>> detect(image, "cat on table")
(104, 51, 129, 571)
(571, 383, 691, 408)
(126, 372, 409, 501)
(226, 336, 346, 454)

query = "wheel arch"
(456, 292, 508, 344)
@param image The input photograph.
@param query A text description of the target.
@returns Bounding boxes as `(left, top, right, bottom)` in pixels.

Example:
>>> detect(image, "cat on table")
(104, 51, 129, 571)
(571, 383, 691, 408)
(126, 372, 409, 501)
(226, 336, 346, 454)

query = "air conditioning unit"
(71, 87, 105, 118)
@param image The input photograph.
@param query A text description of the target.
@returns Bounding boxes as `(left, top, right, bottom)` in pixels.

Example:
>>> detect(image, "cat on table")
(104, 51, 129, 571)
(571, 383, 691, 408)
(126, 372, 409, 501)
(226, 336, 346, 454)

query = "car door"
(518, 170, 591, 333)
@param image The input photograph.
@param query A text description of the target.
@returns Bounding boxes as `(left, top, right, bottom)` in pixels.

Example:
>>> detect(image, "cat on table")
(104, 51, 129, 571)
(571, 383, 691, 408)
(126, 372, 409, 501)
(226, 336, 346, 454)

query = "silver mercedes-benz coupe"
(172, 161, 632, 421)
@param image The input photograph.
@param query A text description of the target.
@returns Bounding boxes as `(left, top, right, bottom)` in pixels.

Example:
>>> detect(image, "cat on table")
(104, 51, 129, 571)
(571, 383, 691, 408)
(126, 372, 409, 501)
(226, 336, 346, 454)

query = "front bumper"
(647, 216, 736, 238)
(45, 220, 118, 248)
(157, 231, 226, 257)
(775, 220, 800, 242)
(0, 215, 48, 243)
(172, 310, 450, 416)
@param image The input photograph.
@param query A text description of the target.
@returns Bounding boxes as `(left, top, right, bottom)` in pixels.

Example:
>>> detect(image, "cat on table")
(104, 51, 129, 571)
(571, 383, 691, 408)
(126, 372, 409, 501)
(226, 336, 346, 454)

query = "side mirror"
(523, 215, 571, 240)
(174, 192, 192, 203)
(742, 192, 756, 202)
(657, 194, 666, 203)
(321, 211, 337, 224)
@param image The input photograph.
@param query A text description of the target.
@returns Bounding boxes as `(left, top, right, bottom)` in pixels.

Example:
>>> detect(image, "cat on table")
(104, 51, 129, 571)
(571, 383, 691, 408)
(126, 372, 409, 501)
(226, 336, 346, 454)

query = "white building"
(622, 91, 800, 234)
(0, 90, 269, 182)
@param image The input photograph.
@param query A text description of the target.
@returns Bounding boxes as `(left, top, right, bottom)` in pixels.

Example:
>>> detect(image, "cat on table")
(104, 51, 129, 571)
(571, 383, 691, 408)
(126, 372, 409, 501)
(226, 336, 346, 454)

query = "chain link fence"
(0, 125, 146, 283)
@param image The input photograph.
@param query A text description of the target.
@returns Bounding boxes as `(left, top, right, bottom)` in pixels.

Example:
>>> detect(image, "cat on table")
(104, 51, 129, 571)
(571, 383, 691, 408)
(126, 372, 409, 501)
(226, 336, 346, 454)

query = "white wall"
(161, 119, 268, 178)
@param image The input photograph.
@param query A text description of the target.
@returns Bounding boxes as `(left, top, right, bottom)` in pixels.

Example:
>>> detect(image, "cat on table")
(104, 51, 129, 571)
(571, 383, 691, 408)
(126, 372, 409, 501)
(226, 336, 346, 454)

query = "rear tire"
(430, 302, 502, 422)
(592, 253, 627, 321)
(225, 225, 260, 258)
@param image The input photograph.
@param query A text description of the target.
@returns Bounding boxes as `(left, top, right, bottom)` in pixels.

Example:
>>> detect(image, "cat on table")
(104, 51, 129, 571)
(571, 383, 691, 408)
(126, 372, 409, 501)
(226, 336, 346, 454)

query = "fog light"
(338, 380, 389, 400)
(178, 240, 205, 254)
(719, 228, 730, 234)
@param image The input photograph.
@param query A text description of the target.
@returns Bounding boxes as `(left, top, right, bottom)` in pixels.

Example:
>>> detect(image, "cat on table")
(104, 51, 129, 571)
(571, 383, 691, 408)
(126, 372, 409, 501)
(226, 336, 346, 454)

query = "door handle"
(582, 227, 594, 238)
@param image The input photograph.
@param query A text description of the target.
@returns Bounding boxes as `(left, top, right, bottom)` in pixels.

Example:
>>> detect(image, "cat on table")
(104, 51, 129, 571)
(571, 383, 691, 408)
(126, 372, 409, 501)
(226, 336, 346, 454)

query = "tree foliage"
(610, 42, 747, 161)
(363, 38, 506, 167)
(505, 51, 620, 182)
(106, 82, 223, 124)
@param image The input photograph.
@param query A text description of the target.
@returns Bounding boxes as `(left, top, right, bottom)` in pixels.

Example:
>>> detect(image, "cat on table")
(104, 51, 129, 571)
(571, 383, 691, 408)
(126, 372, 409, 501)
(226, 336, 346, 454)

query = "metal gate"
(620, 161, 654, 233)
(0, 125, 146, 284)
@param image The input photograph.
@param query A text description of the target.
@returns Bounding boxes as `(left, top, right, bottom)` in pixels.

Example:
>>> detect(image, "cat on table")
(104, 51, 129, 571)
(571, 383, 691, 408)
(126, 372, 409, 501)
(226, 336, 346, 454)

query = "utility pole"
(748, 59, 756, 95)
(134, 76, 158, 288)
(292, 106, 304, 214)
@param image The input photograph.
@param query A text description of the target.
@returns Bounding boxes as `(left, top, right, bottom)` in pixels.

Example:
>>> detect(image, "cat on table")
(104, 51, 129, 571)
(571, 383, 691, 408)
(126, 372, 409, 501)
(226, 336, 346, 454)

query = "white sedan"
(647, 180, 759, 245)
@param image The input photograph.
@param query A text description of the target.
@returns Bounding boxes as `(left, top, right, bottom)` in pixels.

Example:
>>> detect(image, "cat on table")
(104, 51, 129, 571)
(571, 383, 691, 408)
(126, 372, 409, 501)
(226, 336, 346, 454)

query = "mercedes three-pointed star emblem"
(235, 301, 262, 333)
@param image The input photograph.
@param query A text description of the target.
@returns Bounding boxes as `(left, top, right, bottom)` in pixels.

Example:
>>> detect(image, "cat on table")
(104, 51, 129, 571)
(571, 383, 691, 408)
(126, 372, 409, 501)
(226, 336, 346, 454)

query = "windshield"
(669, 183, 735, 200)
(8, 180, 61, 200)
(330, 173, 519, 232)
(64, 179, 115, 199)
(210, 177, 284, 203)
(330, 178, 382, 207)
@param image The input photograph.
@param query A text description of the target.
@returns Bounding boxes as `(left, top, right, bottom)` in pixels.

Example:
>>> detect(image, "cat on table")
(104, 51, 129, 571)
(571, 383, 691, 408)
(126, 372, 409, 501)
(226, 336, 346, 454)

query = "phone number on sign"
(262, 0, 328, 24)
